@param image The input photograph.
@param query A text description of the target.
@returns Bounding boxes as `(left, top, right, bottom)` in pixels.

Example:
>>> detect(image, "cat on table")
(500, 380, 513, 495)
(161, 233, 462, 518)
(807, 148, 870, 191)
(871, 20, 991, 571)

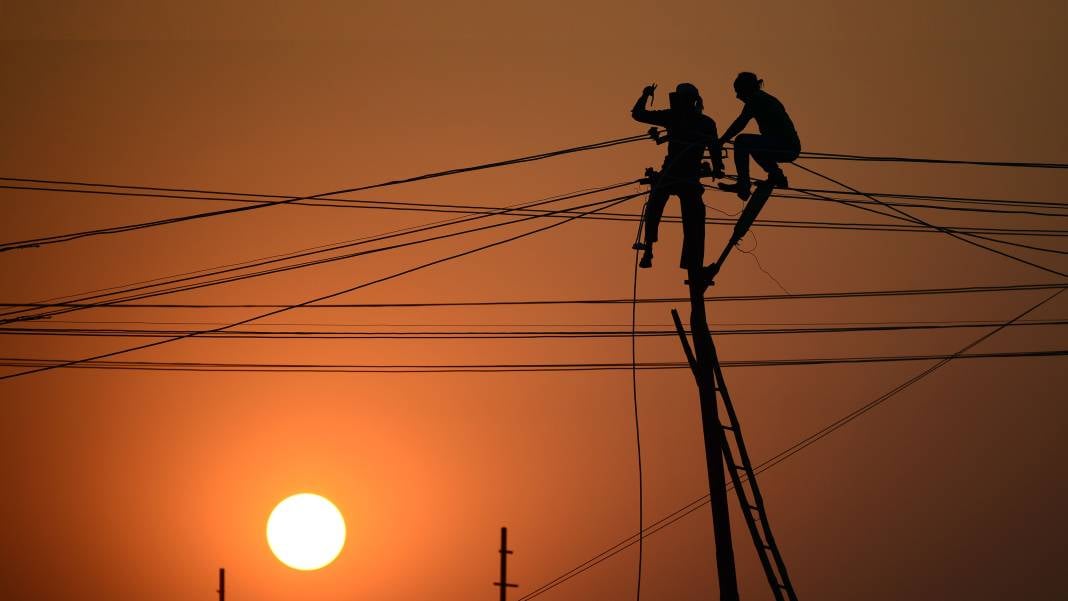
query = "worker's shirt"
(740, 91, 800, 149)
(631, 108, 721, 181)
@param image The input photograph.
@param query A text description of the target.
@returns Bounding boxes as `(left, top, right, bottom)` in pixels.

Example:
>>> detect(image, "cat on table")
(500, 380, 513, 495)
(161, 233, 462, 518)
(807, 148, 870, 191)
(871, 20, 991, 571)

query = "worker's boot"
(639, 249, 654, 268)
(766, 170, 789, 188)
(702, 262, 721, 285)
(717, 179, 751, 201)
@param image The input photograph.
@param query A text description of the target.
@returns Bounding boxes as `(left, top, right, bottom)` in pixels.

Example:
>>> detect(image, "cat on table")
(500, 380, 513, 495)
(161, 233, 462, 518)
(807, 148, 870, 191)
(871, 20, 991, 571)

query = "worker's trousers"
(641, 181, 706, 270)
(733, 133, 800, 182)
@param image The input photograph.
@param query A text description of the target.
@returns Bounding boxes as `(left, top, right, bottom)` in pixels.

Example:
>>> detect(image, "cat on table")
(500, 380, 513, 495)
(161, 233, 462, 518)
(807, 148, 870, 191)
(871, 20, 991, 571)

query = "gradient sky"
(2, 2, 1067, 600)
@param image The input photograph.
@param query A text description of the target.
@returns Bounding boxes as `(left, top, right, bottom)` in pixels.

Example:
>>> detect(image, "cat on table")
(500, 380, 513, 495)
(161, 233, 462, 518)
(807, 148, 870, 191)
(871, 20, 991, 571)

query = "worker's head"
(733, 72, 763, 101)
(669, 82, 703, 114)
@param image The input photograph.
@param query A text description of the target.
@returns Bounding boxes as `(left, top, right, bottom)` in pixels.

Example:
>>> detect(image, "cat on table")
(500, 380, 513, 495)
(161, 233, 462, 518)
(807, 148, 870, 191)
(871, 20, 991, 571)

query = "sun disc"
(266, 493, 346, 570)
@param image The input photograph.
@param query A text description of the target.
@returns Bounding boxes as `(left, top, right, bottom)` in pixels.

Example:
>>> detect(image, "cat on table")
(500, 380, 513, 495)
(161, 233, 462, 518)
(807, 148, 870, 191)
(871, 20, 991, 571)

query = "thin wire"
(514, 288, 1066, 601)
(5, 181, 1067, 245)
(0, 181, 630, 321)
(735, 232, 791, 295)
(792, 162, 1068, 277)
(4, 319, 1066, 339)
(4, 282, 1063, 310)
(0, 133, 650, 252)
(793, 149, 1068, 170)
(0, 192, 640, 381)
(778, 188, 1068, 217)
(0, 183, 638, 325)
(629, 241, 643, 601)
(14, 180, 1068, 221)
(3, 349, 1062, 373)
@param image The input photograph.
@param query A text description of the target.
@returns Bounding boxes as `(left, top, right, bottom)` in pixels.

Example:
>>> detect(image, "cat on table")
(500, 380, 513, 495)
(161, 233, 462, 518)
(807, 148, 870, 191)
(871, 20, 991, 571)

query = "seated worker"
(717, 72, 801, 200)
(631, 82, 725, 270)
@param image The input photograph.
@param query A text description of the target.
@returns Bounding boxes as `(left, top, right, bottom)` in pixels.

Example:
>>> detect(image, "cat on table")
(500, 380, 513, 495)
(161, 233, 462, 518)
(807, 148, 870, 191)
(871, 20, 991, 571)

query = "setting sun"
(266, 493, 346, 571)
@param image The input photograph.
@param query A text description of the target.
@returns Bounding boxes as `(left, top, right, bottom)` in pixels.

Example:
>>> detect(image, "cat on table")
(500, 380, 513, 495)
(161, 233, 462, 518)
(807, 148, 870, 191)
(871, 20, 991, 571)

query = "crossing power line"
(3, 319, 1065, 339)
(792, 149, 1068, 170)
(3, 282, 1063, 311)
(0, 189, 640, 381)
(0, 182, 640, 324)
(514, 286, 1067, 601)
(0, 349, 1062, 373)
(4, 179, 1067, 240)
(791, 164, 1068, 277)
(0, 133, 649, 252)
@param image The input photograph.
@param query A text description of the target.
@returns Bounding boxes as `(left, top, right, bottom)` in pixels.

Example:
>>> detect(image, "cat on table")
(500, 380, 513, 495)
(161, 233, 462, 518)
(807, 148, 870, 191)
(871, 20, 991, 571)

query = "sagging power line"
(2, 282, 1063, 311)
(0, 187, 640, 381)
(0, 133, 648, 252)
(3, 319, 1065, 339)
(0, 182, 640, 325)
(2, 349, 1062, 373)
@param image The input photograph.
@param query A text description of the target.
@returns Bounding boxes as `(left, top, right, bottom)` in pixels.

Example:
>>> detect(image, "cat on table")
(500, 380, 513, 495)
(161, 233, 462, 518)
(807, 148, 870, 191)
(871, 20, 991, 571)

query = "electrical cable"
(2, 349, 1062, 373)
(0, 133, 650, 252)
(734, 232, 792, 294)
(0, 182, 639, 324)
(3, 282, 1063, 311)
(792, 162, 1067, 277)
(0, 191, 641, 381)
(514, 288, 1065, 601)
(793, 149, 1068, 170)
(629, 237, 643, 601)
(3, 319, 1066, 339)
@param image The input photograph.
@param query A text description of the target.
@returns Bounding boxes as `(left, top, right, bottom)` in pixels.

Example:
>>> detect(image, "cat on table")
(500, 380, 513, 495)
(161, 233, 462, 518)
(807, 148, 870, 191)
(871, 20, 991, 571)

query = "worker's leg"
(732, 134, 762, 185)
(642, 186, 671, 246)
(751, 140, 799, 187)
(636, 185, 671, 267)
(719, 133, 762, 200)
(678, 186, 707, 270)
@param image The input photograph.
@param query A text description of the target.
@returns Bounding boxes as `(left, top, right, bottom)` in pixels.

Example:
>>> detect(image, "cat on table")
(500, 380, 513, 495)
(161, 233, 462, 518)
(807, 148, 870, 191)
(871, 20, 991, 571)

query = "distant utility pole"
(217, 568, 225, 601)
(493, 527, 518, 601)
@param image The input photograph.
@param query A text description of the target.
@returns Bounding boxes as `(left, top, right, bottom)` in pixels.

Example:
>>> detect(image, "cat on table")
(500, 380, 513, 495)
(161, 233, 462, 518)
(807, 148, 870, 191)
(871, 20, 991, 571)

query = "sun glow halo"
(266, 493, 346, 570)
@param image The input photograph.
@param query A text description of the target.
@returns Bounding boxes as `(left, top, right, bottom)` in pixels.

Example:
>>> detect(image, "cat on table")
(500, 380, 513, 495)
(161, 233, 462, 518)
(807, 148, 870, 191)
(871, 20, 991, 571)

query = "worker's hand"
(642, 83, 657, 97)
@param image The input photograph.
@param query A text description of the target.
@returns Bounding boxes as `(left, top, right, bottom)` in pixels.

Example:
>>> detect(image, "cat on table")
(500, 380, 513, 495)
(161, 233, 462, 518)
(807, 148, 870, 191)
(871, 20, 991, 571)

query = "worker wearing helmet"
(717, 72, 800, 200)
(631, 82, 725, 271)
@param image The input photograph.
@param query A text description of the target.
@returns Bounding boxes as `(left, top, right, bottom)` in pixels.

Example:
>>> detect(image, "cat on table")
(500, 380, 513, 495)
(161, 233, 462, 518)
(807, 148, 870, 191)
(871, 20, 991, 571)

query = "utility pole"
(217, 568, 225, 601)
(669, 179, 795, 601)
(682, 273, 740, 601)
(493, 527, 518, 601)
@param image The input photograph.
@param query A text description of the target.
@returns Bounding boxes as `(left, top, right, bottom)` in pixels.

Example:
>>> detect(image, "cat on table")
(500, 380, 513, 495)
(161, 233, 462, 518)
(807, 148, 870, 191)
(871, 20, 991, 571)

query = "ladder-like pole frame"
(671, 309, 799, 601)
(677, 275, 741, 601)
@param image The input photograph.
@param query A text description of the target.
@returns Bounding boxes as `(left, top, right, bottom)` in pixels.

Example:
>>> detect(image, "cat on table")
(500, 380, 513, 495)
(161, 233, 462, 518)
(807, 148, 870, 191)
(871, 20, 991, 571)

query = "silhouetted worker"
(631, 82, 725, 270)
(717, 72, 800, 200)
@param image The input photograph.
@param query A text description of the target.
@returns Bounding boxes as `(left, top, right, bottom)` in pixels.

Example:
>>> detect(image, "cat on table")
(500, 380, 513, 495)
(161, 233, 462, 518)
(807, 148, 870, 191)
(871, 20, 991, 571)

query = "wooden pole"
(217, 568, 225, 601)
(682, 276, 740, 601)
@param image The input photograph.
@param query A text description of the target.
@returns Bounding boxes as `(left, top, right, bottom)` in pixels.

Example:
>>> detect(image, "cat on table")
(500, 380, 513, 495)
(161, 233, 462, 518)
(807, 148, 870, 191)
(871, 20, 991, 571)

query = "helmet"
(669, 82, 703, 112)
(734, 72, 763, 94)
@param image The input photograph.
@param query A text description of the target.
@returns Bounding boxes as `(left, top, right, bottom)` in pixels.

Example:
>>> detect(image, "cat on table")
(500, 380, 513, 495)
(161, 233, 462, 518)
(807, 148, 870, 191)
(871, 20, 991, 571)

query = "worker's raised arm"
(631, 84, 668, 126)
(719, 105, 752, 144)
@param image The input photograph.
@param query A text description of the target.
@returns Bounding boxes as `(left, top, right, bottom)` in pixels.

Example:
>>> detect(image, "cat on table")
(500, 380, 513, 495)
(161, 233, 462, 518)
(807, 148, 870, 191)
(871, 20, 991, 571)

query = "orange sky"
(1, 2, 1067, 600)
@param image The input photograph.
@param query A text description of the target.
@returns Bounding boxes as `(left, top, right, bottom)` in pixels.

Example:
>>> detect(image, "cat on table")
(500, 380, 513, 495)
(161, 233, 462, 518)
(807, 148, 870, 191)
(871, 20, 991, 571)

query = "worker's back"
(745, 90, 800, 149)
(632, 108, 718, 180)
